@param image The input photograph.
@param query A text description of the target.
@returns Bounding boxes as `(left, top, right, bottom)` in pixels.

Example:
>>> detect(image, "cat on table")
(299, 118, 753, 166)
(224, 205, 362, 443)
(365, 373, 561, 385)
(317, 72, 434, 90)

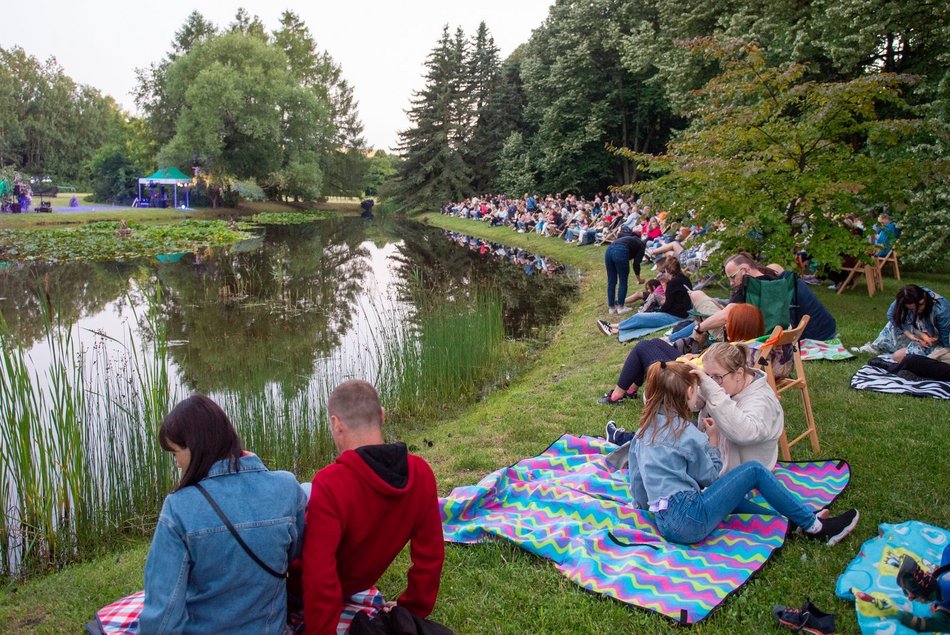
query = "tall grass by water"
(0, 280, 512, 577)
(375, 287, 508, 423)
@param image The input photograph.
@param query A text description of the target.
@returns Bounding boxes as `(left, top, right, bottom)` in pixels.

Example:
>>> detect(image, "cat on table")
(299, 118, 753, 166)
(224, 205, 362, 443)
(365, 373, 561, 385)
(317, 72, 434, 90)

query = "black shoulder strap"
(193, 482, 287, 579)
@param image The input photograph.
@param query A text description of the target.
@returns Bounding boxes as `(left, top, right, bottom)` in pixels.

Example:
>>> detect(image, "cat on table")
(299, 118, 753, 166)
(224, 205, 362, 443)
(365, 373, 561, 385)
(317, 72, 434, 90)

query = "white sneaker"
(827, 284, 837, 290)
(608, 307, 617, 314)
(852, 343, 879, 354)
(615, 306, 633, 315)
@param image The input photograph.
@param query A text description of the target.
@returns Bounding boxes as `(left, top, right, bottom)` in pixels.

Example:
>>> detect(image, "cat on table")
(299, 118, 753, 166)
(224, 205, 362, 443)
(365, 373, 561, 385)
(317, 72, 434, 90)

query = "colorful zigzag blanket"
(440, 434, 850, 625)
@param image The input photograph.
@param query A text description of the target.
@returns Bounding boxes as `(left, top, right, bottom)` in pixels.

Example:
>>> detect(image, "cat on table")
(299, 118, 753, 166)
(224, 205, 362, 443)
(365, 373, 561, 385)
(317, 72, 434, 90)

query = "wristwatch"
(695, 324, 704, 334)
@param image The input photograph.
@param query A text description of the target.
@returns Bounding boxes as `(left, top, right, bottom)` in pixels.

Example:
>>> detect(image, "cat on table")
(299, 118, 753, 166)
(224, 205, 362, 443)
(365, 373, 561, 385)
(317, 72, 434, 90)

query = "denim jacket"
(141, 454, 307, 635)
(886, 288, 950, 348)
(628, 410, 722, 510)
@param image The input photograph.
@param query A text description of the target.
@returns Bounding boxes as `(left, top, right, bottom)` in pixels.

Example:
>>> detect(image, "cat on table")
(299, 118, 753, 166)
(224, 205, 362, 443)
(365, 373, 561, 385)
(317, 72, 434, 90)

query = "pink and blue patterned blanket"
(440, 434, 850, 624)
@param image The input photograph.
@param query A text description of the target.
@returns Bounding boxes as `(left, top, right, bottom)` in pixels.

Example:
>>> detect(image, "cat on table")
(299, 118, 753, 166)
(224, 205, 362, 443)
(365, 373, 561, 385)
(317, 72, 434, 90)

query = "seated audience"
(600, 257, 692, 341)
(858, 285, 950, 359)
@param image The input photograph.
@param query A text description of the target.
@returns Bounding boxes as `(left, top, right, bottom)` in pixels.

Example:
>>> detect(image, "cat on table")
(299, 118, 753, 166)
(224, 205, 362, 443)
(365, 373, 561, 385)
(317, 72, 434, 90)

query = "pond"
(0, 216, 577, 575)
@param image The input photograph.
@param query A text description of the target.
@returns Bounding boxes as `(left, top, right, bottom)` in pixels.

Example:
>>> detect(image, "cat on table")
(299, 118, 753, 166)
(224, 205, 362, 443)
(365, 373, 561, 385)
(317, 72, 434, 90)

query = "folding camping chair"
(755, 315, 819, 461)
(743, 273, 797, 334)
(874, 242, 901, 282)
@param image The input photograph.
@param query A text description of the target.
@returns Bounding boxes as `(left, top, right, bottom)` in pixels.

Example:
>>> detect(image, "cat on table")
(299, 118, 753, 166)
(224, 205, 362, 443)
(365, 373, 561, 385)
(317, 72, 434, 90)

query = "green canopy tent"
(137, 167, 193, 208)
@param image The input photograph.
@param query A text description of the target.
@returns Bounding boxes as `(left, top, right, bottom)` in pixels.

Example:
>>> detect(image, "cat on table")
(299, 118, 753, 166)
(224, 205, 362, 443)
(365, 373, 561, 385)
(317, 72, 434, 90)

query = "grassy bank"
(3, 213, 949, 633)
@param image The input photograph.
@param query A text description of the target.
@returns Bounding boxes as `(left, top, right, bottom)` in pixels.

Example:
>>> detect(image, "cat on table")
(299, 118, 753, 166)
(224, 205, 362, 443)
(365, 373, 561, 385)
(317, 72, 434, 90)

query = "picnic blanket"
(836, 521, 950, 635)
(801, 338, 854, 361)
(440, 434, 850, 624)
(850, 364, 950, 399)
(87, 587, 385, 635)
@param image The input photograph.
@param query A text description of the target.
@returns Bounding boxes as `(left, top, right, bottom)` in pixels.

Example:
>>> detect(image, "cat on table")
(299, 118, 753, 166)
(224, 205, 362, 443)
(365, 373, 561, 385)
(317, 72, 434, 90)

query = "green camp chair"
(744, 274, 797, 333)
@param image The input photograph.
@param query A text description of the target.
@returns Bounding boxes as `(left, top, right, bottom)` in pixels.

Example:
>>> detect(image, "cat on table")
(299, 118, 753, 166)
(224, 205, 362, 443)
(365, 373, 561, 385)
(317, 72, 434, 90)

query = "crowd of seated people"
(442, 193, 716, 275)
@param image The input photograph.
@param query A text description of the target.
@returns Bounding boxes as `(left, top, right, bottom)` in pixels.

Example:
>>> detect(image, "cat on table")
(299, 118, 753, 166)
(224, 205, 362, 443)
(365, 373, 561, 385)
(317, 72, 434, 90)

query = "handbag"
(194, 482, 287, 579)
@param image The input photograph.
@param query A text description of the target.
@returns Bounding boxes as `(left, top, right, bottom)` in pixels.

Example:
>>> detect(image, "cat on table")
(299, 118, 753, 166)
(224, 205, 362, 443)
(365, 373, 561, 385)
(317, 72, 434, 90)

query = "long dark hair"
(891, 285, 933, 328)
(159, 395, 243, 490)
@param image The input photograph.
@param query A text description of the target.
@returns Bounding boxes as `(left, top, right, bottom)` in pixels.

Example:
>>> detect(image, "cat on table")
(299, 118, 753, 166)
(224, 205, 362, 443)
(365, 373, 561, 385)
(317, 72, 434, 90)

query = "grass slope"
(2, 213, 948, 634)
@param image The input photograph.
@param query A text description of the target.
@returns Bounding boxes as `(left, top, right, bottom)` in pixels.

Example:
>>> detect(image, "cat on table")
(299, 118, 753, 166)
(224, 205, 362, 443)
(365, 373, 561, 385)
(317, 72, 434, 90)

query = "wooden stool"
(875, 245, 901, 281)
(837, 263, 882, 297)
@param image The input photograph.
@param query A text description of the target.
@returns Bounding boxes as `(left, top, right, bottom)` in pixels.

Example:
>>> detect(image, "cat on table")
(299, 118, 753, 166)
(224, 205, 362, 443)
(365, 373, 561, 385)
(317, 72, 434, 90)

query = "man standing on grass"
(302, 380, 444, 635)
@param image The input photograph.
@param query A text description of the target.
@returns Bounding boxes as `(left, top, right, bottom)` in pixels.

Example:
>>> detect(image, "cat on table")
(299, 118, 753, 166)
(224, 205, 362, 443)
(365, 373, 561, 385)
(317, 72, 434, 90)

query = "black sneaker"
(605, 420, 626, 444)
(773, 598, 836, 635)
(598, 391, 625, 405)
(596, 319, 612, 336)
(808, 509, 859, 546)
(897, 555, 939, 601)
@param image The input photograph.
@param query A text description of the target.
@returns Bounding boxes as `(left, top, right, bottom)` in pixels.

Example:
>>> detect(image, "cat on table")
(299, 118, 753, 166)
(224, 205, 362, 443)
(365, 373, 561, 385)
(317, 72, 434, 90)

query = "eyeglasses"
(708, 369, 738, 385)
(726, 268, 743, 280)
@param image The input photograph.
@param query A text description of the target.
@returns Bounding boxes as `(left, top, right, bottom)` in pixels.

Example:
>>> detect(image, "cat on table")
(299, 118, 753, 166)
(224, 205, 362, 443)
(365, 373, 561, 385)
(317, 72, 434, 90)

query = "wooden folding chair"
(755, 315, 819, 461)
(836, 260, 882, 297)
(874, 243, 901, 281)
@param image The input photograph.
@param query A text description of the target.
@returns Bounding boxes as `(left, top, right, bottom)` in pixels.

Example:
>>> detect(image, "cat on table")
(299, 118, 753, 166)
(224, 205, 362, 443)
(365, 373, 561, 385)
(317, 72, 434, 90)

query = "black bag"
(350, 607, 454, 635)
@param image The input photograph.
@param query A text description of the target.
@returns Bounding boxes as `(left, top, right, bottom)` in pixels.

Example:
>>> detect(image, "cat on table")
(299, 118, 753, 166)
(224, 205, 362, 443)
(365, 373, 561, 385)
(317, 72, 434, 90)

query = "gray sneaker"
(615, 306, 633, 315)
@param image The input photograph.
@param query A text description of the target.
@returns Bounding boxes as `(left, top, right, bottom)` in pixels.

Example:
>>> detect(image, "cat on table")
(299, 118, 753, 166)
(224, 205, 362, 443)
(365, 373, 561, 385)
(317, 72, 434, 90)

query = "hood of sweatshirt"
(339, 442, 410, 491)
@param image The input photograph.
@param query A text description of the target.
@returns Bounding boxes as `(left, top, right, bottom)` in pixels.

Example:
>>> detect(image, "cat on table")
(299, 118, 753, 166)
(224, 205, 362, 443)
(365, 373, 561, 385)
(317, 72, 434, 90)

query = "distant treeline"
(0, 9, 397, 206)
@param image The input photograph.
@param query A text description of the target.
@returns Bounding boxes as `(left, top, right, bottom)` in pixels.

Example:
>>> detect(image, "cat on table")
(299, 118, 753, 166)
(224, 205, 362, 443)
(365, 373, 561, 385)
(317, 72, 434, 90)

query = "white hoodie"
(698, 369, 784, 474)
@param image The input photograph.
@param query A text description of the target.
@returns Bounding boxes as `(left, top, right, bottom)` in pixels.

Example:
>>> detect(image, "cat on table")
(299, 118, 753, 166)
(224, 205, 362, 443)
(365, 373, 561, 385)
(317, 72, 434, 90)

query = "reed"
(376, 286, 508, 423)
(0, 278, 512, 577)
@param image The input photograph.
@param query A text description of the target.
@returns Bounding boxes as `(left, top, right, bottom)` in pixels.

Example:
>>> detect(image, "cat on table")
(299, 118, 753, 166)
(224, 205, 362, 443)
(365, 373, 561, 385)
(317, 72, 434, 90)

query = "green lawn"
(2, 213, 948, 634)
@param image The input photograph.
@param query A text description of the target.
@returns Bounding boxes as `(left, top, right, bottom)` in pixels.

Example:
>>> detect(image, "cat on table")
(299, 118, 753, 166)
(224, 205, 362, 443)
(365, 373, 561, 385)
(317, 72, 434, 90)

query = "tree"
(393, 26, 472, 211)
(494, 132, 537, 196)
(274, 10, 367, 196)
(621, 39, 923, 269)
(86, 117, 156, 204)
(465, 22, 504, 192)
(362, 150, 399, 196)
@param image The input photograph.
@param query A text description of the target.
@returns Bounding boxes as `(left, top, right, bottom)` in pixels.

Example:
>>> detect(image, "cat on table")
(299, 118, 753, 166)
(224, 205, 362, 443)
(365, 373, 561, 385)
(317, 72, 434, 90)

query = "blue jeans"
(605, 245, 630, 308)
(669, 322, 695, 343)
(654, 461, 816, 544)
(617, 311, 682, 342)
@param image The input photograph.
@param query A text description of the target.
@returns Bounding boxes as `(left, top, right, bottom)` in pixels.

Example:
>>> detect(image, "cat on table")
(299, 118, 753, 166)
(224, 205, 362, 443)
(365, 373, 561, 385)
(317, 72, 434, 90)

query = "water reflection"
(0, 219, 576, 394)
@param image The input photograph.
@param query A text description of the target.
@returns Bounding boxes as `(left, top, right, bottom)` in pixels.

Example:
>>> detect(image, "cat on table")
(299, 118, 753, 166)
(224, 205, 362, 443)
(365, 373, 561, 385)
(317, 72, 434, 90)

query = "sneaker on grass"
(615, 306, 633, 314)
(806, 509, 859, 546)
(773, 598, 836, 635)
(852, 342, 880, 354)
(597, 319, 612, 336)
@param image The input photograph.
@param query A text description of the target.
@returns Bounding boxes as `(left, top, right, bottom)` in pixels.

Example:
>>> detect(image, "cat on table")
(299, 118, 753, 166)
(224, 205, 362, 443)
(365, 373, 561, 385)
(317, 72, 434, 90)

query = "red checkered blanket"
(88, 587, 385, 634)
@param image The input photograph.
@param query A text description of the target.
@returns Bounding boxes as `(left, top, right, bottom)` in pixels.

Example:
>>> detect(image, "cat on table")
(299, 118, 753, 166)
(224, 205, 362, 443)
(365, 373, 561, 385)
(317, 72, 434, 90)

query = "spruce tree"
(394, 26, 471, 211)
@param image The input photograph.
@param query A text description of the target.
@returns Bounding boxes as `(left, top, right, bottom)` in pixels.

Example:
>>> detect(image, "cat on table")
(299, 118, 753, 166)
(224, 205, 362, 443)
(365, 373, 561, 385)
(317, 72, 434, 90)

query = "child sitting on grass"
(626, 360, 859, 545)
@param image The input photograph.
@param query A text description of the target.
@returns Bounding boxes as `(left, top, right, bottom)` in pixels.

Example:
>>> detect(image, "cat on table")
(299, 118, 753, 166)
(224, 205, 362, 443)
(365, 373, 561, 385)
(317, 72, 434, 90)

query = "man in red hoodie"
(302, 380, 444, 635)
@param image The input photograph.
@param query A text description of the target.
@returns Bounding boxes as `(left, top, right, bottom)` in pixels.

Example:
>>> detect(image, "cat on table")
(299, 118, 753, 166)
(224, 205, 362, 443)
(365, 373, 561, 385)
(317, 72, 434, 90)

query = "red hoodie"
(302, 445, 444, 635)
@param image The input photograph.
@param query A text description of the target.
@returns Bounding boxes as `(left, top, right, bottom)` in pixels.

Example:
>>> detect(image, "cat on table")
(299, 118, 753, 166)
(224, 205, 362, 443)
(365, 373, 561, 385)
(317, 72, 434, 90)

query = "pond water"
(0, 217, 578, 574)
(0, 218, 576, 398)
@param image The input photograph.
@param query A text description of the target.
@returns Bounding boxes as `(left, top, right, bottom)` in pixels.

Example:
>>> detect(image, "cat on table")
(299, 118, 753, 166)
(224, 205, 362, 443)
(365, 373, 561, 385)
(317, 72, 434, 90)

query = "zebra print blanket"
(850, 364, 950, 399)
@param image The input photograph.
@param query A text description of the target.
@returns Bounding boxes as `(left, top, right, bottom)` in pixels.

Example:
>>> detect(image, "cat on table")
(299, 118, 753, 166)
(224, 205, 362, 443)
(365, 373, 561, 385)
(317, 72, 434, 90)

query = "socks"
(805, 518, 823, 534)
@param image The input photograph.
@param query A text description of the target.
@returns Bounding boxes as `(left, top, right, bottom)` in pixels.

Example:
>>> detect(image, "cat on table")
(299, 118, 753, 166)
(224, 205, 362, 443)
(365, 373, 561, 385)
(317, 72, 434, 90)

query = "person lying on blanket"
(140, 395, 307, 634)
(599, 256, 693, 340)
(869, 347, 950, 382)
(301, 380, 444, 635)
(625, 360, 859, 545)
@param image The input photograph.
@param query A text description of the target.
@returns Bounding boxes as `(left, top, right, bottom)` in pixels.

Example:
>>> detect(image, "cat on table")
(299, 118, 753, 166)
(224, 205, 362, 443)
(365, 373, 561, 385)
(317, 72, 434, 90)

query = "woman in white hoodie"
(693, 342, 784, 474)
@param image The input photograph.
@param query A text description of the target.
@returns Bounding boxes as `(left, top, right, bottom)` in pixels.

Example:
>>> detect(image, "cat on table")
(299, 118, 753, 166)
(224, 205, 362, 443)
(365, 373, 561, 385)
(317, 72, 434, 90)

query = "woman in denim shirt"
(865, 285, 950, 359)
(140, 395, 307, 634)
(627, 361, 859, 546)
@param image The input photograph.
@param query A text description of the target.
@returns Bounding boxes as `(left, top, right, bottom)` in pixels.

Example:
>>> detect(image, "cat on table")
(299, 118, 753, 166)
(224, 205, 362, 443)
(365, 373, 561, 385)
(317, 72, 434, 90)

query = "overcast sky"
(0, 1, 553, 151)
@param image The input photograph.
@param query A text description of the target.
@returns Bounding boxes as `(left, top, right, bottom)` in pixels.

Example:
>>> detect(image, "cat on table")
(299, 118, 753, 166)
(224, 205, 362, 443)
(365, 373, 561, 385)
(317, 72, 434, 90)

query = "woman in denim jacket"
(864, 285, 950, 359)
(140, 395, 307, 634)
